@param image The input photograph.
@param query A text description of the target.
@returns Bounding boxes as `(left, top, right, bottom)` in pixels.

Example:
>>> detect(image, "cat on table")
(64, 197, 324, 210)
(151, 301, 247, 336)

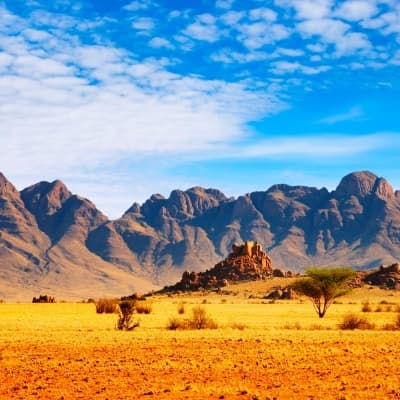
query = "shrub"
(385, 305, 393, 312)
(117, 301, 139, 331)
(361, 301, 372, 312)
(95, 298, 119, 314)
(375, 306, 383, 313)
(166, 317, 186, 330)
(338, 314, 375, 330)
(187, 306, 217, 329)
(383, 313, 400, 331)
(177, 302, 185, 314)
(136, 301, 152, 314)
(283, 322, 302, 330)
(166, 306, 218, 330)
(230, 322, 247, 330)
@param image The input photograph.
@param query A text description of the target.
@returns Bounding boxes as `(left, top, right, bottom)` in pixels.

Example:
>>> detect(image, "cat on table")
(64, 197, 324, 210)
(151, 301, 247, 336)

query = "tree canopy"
(292, 267, 356, 318)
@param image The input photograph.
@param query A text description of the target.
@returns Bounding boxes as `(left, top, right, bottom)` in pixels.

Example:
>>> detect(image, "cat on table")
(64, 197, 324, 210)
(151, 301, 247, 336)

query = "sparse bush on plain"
(361, 301, 372, 312)
(187, 306, 218, 329)
(95, 298, 119, 314)
(375, 306, 383, 312)
(283, 322, 302, 330)
(177, 302, 185, 314)
(136, 301, 152, 314)
(117, 301, 139, 331)
(230, 322, 247, 330)
(166, 306, 218, 330)
(166, 317, 186, 330)
(383, 313, 400, 331)
(338, 314, 375, 330)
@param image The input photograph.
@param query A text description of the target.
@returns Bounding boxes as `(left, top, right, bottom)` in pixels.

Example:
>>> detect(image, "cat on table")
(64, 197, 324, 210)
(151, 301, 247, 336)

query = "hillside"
(1, 170, 400, 300)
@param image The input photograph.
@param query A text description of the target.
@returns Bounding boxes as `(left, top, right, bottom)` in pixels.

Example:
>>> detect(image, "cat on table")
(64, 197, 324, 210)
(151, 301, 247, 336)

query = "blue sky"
(0, 0, 399, 218)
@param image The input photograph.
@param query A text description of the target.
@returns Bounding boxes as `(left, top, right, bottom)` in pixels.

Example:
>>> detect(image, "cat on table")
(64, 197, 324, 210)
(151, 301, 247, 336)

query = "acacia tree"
(292, 267, 355, 318)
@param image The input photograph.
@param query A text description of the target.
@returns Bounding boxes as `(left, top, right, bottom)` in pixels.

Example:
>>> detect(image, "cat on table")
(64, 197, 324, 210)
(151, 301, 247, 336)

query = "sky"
(0, 0, 399, 218)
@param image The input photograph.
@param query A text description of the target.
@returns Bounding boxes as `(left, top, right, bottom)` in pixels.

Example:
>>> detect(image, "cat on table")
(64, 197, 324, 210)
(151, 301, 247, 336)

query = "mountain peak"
(335, 171, 378, 198)
(335, 171, 394, 200)
(0, 172, 19, 197)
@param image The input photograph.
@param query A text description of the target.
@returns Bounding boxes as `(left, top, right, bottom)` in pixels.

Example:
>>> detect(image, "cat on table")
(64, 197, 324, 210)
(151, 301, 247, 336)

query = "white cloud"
(132, 17, 155, 31)
(216, 0, 235, 9)
(317, 106, 364, 124)
(335, 0, 378, 22)
(249, 8, 277, 22)
(237, 21, 290, 49)
(277, 0, 334, 19)
(234, 133, 394, 158)
(148, 37, 174, 49)
(183, 14, 221, 42)
(220, 10, 245, 25)
(271, 60, 330, 75)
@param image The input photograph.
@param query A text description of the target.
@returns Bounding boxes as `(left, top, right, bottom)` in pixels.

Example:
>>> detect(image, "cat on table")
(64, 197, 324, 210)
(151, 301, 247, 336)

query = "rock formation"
(360, 263, 400, 289)
(164, 241, 274, 291)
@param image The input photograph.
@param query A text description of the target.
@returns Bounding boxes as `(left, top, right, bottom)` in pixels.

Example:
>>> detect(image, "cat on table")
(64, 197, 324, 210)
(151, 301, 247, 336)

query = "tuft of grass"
(338, 314, 375, 330)
(95, 298, 119, 314)
(230, 322, 247, 330)
(177, 302, 185, 314)
(187, 306, 218, 329)
(166, 306, 218, 330)
(283, 322, 302, 330)
(375, 306, 383, 313)
(136, 301, 153, 314)
(382, 313, 400, 331)
(361, 301, 372, 312)
(166, 317, 185, 330)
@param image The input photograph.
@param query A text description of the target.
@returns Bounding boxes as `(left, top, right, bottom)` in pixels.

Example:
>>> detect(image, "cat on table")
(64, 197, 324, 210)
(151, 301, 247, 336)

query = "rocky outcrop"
(164, 241, 274, 291)
(361, 263, 400, 289)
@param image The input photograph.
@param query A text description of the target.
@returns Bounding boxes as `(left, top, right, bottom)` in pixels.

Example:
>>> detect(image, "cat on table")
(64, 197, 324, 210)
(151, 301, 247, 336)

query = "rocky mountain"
(1, 171, 400, 301)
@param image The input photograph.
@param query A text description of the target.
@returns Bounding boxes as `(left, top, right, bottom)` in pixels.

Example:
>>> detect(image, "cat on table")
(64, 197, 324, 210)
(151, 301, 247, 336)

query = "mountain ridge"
(1, 170, 400, 301)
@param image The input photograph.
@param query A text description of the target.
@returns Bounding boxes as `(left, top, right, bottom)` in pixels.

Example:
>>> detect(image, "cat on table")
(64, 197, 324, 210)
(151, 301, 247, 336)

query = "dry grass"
(1, 285, 400, 399)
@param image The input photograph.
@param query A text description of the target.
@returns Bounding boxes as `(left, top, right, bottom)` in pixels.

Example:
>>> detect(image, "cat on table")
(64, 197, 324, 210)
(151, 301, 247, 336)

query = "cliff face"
(1, 171, 400, 300)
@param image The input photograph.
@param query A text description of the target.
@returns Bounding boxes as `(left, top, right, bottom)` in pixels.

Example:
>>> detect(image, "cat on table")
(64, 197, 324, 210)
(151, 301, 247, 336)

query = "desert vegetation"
(291, 267, 355, 318)
(1, 283, 400, 399)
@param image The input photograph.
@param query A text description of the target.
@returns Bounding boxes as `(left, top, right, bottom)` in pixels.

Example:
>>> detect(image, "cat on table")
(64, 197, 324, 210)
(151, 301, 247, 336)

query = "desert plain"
(1, 281, 400, 400)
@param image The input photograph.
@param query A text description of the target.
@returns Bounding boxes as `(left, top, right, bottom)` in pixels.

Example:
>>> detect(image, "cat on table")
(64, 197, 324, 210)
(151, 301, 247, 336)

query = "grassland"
(1, 282, 400, 399)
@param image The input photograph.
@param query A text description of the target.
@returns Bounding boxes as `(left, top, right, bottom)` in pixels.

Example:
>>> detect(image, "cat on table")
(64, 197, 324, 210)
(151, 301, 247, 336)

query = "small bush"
(95, 298, 119, 314)
(117, 301, 139, 331)
(361, 301, 372, 312)
(166, 317, 186, 330)
(177, 302, 185, 314)
(383, 313, 400, 331)
(385, 305, 393, 312)
(338, 314, 375, 330)
(187, 306, 218, 329)
(230, 322, 247, 330)
(136, 301, 152, 314)
(166, 306, 218, 330)
(375, 306, 383, 313)
(283, 322, 302, 330)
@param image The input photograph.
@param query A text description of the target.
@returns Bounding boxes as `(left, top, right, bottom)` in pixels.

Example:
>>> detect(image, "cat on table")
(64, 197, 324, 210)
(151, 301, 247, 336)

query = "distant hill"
(1, 170, 400, 301)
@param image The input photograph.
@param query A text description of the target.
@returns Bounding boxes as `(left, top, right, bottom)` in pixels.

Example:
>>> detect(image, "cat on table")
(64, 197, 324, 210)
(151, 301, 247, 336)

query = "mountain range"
(1, 170, 400, 301)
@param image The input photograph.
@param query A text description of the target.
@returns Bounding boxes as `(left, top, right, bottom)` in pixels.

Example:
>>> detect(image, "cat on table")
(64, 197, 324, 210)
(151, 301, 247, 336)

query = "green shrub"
(95, 298, 119, 314)
(338, 314, 375, 330)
